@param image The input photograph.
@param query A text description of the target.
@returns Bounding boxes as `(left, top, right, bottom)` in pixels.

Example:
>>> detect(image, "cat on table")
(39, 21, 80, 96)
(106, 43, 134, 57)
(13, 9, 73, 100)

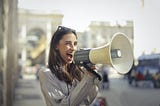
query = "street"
(13, 75, 46, 106)
(96, 78, 160, 106)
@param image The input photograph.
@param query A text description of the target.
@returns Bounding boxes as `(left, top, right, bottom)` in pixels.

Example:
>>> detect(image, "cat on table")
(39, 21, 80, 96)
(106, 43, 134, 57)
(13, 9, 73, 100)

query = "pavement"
(13, 74, 46, 106)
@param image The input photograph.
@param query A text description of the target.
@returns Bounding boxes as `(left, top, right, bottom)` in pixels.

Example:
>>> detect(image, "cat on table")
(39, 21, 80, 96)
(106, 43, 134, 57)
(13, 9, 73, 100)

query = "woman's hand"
(82, 62, 102, 81)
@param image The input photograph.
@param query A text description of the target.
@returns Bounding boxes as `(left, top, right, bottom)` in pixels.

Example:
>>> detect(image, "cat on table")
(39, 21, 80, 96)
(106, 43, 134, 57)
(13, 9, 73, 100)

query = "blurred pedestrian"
(144, 69, 152, 81)
(153, 71, 160, 88)
(102, 65, 109, 89)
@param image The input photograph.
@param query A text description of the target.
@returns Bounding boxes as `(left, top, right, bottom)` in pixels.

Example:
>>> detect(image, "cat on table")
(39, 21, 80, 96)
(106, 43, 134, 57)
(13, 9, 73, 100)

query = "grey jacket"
(38, 67, 100, 106)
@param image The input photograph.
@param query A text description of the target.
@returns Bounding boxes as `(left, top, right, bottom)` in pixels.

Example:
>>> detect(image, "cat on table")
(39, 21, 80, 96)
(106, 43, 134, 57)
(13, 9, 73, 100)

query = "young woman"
(38, 26, 100, 106)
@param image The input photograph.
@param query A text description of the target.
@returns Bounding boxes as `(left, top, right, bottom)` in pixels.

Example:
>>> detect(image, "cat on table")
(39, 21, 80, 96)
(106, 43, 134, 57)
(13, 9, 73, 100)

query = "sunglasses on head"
(56, 26, 76, 33)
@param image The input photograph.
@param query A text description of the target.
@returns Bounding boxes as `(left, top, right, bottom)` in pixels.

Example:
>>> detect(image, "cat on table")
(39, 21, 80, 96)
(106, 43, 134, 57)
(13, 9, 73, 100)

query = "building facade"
(18, 9, 63, 67)
(80, 21, 134, 48)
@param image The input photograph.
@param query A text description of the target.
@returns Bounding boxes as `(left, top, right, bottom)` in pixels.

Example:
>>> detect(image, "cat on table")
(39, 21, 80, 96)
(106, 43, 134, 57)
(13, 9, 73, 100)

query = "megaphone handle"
(82, 62, 102, 81)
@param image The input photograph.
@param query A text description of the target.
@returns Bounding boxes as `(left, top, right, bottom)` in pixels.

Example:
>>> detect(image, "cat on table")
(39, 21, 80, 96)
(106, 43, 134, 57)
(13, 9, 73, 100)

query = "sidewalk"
(13, 74, 46, 106)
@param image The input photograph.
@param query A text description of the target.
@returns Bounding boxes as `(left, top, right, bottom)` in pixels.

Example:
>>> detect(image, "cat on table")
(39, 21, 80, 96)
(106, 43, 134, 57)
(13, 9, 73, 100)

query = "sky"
(18, 0, 160, 58)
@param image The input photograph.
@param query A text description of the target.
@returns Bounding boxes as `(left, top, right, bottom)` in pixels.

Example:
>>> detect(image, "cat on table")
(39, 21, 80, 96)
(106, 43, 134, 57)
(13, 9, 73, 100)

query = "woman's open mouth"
(66, 53, 73, 61)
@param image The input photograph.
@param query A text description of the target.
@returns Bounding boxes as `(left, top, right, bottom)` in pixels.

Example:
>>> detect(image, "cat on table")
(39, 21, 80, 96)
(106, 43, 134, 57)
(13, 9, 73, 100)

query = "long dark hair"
(48, 26, 83, 85)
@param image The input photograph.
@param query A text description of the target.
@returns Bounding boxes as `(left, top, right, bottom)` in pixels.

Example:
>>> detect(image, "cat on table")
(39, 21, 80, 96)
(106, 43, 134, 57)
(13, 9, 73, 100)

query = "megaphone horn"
(74, 32, 134, 74)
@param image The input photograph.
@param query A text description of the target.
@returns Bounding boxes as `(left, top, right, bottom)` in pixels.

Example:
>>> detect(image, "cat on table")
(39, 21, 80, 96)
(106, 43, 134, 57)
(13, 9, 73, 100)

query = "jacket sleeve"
(68, 74, 99, 105)
(38, 68, 100, 106)
(38, 68, 68, 106)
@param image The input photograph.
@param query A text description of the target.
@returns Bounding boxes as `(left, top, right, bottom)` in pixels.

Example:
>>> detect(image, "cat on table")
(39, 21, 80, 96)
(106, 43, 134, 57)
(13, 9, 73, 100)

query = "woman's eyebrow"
(65, 40, 72, 43)
(65, 41, 78, 45)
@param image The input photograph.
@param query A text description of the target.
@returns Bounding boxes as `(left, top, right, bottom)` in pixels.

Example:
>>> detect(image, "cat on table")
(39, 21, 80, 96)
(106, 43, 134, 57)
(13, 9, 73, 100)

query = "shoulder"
(38, 66, 50, 76)
(38, 66, 61, 83)
(38, 66, 54, 81)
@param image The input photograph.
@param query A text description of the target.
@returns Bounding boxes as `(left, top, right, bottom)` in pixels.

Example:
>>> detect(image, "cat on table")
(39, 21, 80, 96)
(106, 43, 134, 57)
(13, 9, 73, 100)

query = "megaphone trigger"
(82, 62, 102, 81)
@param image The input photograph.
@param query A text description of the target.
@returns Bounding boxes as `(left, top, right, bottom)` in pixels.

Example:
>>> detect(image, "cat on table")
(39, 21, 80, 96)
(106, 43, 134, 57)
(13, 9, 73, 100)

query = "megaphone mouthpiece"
(73, 49, 91, 64)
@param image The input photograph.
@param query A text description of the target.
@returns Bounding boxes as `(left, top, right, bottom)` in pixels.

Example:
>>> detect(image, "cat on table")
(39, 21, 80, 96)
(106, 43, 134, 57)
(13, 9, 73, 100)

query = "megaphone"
(74, 32, 134, 74)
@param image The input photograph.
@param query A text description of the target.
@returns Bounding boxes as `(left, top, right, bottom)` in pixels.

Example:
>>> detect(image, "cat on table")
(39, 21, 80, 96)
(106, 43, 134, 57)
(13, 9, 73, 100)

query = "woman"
(38, 26, 100, 106)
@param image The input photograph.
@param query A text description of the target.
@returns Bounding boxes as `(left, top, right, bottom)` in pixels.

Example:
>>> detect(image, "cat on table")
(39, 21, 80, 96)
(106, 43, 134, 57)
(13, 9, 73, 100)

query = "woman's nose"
(70, 44, 76, 51)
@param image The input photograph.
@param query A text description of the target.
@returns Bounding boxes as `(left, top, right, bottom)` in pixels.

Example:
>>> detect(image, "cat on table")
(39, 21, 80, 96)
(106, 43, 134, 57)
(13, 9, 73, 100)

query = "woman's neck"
(62, 64, 68, 72)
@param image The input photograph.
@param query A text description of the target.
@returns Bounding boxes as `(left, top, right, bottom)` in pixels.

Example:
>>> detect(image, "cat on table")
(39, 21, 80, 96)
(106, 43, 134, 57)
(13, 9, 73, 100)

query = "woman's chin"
(66, 59, 73, 64)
